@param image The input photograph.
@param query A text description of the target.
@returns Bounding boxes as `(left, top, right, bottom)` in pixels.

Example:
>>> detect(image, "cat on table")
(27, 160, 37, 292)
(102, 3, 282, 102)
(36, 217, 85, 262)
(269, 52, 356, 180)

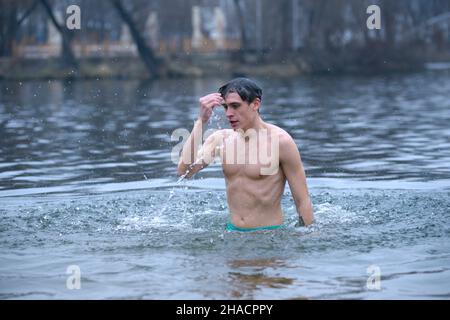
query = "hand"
(198, 93, 224, 123)
(295, 216, 305, 227)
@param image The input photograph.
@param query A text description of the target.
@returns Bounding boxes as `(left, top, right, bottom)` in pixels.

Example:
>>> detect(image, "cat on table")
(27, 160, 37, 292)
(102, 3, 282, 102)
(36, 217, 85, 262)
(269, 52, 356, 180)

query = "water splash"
(313, 202, 359, 226)
(208, 106, 226, 129)
(157, 156, 204, 218)
(155, 106, 226, 224)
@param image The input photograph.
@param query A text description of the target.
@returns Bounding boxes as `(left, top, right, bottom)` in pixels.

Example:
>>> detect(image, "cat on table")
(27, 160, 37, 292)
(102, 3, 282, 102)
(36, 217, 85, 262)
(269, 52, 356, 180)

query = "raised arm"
(279, 135, 314, 226)
(177, 93, 224, 178)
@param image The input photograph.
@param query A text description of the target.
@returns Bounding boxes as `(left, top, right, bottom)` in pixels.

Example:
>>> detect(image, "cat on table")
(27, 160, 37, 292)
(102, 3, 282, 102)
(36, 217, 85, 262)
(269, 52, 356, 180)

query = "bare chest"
(219, 134, 280, 178)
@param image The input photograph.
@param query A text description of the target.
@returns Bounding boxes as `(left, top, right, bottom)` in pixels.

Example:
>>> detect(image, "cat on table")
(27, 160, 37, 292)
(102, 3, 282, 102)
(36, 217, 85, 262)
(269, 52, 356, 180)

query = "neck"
(242, 115, 265, 131)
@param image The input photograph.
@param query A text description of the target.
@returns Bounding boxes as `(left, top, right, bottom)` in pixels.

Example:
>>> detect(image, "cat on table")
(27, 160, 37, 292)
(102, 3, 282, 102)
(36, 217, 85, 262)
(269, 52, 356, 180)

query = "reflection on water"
(1, 73, 450, 299)
(227, 258, 295, 299)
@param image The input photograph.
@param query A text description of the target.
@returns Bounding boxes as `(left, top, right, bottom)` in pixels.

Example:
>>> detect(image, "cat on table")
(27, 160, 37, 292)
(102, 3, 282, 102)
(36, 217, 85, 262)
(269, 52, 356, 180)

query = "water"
(0, 72, 449, 299)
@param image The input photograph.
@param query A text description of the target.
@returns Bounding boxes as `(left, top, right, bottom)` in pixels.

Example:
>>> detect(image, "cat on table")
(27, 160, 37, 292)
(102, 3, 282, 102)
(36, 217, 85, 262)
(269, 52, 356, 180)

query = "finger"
(205, 93, 221, 100)
(205, 98, 223, 107)
(204, 101, 218, 109)
(201, 99, 216, 108)
(212, 96, 224, 104)
(212, 99, 224, 108)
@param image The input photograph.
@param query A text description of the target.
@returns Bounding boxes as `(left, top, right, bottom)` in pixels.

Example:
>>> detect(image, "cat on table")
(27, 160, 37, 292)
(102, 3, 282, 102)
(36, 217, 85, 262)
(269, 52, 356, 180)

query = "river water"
(0, 71, 449, 299)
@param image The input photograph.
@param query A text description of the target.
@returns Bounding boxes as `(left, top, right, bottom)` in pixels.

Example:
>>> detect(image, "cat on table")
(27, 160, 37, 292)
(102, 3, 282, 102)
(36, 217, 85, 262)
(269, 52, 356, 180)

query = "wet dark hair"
(218, 78, 262, 104)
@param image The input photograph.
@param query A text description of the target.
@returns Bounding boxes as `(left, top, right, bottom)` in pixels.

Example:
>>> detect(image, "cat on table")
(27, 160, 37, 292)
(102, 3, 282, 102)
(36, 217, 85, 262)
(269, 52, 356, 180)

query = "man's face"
(222, 92, 259, 131)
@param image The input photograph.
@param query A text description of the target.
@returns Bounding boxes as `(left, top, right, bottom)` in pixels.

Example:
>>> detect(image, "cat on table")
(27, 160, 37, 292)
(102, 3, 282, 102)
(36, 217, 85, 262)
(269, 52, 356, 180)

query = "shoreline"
(1, 55, 447, 81)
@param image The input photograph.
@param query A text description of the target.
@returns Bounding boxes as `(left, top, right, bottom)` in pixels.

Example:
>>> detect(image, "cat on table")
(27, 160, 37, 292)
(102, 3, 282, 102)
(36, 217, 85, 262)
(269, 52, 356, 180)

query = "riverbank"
(1, 51, 446, 80)
(1, 55, 308, 80)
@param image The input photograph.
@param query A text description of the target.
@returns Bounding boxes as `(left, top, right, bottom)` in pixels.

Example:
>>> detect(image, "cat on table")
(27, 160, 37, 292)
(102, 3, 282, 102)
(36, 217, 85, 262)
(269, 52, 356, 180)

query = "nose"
(226, 107, 234, 118)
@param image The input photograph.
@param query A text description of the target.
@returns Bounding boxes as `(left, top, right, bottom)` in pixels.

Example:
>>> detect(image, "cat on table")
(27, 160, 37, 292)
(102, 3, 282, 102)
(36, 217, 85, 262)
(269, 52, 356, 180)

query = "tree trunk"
(17, 0, 39, 27)
(39, 0, 78, 70)
(0, 1, 18, 57)
(110, 0, 162, 78)
(281, 0, 291, 52)
(381, 0, 395, 49)
(233, 0, 247, 62)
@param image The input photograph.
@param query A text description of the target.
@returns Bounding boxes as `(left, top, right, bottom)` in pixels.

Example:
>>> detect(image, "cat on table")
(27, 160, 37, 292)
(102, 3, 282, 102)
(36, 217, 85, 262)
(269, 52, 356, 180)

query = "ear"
(252, 98, 261, 112)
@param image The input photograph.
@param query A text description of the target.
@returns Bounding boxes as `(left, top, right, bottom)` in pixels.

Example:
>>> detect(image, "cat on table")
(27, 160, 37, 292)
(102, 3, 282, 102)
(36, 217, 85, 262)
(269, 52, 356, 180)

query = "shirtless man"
(177, 78, 314, 230)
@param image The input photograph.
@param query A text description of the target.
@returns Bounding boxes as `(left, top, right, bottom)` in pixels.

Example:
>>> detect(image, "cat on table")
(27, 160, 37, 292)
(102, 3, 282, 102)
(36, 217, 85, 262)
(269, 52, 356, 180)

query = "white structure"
(192, 6, 204, 49)
(120, 24, 133, 45)
(145, 11, 159, 49)
(212, 7, 226, 49)
(47, 11, 63, 47)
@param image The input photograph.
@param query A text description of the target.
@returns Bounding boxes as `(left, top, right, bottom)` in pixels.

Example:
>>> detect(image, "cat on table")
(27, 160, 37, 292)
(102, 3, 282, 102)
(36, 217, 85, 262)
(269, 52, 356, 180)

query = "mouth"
(229, 120, 239, 128)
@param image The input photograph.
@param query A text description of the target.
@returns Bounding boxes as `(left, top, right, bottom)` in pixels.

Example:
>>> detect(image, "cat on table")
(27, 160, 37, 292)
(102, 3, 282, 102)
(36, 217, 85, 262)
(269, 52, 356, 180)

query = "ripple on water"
(1, 188, 448, 254)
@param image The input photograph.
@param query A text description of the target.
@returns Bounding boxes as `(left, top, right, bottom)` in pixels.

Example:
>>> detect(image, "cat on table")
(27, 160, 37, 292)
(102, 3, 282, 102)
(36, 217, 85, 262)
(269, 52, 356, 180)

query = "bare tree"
(110, 0, 163, 77)
(280, 0, 292, 52)
(17, 0, 39, 27)
(0, 0, 41, 57)
(0, 1, 18, 56)
(233, 0, 248, 61)
(39, 0, 78, 70)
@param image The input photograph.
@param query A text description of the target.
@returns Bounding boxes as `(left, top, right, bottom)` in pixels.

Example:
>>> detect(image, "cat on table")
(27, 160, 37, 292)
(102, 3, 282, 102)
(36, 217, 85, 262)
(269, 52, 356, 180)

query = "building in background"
(1, 0, 449, 63)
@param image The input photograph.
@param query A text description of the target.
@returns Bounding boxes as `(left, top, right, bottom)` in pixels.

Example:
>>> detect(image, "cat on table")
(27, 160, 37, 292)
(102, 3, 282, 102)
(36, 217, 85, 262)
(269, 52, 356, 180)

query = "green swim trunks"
(226, 222, 282, 232)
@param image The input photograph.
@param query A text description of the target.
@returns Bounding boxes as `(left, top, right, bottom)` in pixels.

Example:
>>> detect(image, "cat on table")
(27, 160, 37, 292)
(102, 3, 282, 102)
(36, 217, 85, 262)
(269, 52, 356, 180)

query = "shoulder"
(265, 123, 300, 162)
(265, 123, 296, 147)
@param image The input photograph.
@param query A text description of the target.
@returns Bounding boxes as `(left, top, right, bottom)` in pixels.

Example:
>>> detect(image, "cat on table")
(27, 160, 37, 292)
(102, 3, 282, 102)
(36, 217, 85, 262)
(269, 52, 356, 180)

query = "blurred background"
(0, 0, 449, 193)
(1, 1, 450, 300)
(1, 0, 449, 79)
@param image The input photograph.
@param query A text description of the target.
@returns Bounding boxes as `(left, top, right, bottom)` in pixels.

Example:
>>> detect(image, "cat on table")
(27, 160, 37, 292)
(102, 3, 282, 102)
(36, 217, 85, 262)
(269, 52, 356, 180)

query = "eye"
(222, 104, 228, 110)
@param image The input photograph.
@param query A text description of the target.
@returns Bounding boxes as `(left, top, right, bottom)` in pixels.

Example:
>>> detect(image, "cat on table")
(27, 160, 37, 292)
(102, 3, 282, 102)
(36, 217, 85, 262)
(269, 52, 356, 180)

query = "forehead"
(223, 92, 244, 103)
